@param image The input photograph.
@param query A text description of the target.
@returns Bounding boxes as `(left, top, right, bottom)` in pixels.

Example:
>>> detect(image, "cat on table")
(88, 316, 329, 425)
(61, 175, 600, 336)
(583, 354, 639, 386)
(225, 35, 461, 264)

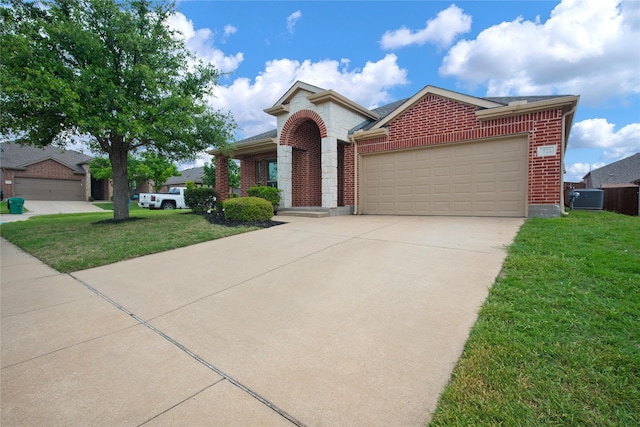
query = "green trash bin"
(8, 197, 25, 214)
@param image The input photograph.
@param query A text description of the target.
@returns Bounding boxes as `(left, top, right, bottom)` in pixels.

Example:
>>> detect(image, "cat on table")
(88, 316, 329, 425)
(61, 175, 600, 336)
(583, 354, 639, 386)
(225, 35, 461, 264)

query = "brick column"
(215, 155, 229, 202)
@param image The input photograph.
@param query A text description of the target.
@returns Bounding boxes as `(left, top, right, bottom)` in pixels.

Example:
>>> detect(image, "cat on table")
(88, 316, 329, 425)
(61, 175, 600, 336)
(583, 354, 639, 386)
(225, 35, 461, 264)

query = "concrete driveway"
(1, 215, 523, 426)
(1, 200, 105, 223)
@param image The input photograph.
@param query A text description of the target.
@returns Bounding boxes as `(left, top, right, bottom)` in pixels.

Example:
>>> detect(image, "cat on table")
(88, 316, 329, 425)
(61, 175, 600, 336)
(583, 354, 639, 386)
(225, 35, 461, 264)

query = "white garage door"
(360, 137, 528, 217)
(14, 177, 85, 201)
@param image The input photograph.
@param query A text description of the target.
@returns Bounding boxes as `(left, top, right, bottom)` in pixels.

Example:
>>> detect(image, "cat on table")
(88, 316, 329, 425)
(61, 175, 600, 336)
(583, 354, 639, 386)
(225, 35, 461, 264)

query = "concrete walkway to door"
(1, 215, 523, 426)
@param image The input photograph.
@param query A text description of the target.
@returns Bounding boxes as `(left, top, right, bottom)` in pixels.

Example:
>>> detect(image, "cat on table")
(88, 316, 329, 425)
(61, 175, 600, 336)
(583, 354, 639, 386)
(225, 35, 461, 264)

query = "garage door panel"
(14, 177, 84, 201)
(361, 137, 527, 217)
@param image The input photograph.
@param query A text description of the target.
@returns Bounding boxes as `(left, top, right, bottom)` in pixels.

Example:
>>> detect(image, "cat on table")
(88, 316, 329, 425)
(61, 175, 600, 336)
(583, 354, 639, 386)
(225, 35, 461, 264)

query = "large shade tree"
(0, 0, 236, 219)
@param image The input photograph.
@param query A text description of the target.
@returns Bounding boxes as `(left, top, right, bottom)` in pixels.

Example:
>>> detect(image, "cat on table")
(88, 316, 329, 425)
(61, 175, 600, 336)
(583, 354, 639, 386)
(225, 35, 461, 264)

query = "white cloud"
(440, 0, 640, 104)
(569, 118, 640, 160)
(167, 12, 243, 73)
(287, 10, 302, 34)
(380, 5, 472, 50)
(223, 24, 237, 38)
(208, 54, 409, 138)
(564, 162, 606, 182)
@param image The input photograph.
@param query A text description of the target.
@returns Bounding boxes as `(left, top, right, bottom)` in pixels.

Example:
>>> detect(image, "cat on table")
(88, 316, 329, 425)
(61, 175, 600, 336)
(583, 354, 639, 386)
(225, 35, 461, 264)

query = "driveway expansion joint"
(69, 273, 306, 427)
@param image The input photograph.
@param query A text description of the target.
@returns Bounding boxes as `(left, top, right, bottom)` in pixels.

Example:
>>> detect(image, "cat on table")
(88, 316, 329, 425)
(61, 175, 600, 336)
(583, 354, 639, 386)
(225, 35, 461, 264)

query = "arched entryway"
(290, 120, 322, 206)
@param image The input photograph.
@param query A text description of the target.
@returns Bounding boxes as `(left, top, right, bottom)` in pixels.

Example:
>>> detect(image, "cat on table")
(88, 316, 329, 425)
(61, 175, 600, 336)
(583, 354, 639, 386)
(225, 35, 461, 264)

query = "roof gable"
(264, 80, 378, 120)
(264, 81, 325, 116)
(369, 86, 503, 130)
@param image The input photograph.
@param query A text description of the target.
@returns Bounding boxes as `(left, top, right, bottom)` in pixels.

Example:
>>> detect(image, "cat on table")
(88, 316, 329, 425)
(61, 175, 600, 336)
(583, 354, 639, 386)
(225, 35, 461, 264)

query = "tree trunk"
(109, 137, 130, 221)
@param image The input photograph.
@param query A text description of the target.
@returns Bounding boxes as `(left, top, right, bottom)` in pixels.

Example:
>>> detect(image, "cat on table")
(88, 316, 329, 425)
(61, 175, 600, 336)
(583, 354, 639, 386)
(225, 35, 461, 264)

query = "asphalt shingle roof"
(480, 95, 572, 105)
(165, 166, 204, 185)
(584, 153, 640, 187)
(0, 142, 93, 173)
(236, 90, 574, 143)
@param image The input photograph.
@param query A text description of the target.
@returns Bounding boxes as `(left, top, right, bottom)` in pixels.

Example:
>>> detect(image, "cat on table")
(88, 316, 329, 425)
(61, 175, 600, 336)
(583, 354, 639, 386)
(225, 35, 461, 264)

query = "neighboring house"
(581, 153, 640, 216)
(582, 153, 640, 188)
(211, 81, 580, 218)
(162, 166, 204, 192)
(0, 142, 94, 201)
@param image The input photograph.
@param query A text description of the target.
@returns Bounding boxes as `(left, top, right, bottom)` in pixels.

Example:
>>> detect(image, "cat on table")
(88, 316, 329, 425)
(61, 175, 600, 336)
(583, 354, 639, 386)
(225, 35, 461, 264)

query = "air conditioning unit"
(572, 188, 604, 210)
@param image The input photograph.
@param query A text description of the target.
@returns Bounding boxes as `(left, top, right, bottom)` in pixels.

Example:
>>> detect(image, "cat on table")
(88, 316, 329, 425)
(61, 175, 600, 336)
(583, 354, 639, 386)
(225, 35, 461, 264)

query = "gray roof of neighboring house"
(165, 166, 204, 185)
(0, 142, 93, 173)
(583, 153, 640, 187)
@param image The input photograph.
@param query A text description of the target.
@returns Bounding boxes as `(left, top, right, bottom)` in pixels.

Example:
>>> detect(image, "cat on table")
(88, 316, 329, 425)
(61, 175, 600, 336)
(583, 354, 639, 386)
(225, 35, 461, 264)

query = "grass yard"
(430, 210, 639, 426)
(93, 201, 145, 211)
(0, 209, 258, 272)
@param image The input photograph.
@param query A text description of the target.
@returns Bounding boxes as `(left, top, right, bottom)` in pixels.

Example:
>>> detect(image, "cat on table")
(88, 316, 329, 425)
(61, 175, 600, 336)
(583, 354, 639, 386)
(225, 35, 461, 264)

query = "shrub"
(223, 197, 273, 222)
(247, 185, 281, 211)
(185, 181, 196, 190)
(184, 187, 217, 213)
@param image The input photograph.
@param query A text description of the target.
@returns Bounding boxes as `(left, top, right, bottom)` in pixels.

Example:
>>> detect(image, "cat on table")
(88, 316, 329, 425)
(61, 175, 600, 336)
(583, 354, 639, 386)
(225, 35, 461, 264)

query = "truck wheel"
(161, 201, 176, 210)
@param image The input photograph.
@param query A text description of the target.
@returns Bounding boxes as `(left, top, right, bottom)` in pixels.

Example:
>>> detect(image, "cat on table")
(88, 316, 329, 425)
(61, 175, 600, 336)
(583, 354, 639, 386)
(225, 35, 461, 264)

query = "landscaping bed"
(202, 210, 285, 228)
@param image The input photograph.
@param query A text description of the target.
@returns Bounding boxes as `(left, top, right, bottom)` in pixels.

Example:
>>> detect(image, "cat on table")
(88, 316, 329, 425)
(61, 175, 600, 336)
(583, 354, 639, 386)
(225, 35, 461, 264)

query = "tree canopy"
(89, 152, 181, 194)
(0, 0, 237, 219)
(202, 159, 240, 189)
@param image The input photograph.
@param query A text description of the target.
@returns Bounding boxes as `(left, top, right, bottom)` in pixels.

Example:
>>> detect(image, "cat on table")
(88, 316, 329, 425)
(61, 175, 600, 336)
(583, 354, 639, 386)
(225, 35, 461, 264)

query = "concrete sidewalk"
(1, 215, 523, 426)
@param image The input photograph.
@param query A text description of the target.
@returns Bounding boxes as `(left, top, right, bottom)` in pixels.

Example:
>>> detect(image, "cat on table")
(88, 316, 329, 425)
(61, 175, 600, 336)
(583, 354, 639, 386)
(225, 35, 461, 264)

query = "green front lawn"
(430, 210, 639, 426)
(0, 209, 257, 272)
(93, 201, 145, 211)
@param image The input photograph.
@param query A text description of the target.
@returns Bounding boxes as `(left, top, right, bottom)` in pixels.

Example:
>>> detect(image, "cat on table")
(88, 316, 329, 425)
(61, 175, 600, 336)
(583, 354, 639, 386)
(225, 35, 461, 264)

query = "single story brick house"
(0, 142, 94, 201)
(212, 81, 579, 218)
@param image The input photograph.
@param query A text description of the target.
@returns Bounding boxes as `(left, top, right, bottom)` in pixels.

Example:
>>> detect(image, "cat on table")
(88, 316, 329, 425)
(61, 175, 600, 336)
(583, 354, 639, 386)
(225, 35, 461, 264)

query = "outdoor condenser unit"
(572, 188, 604, 210)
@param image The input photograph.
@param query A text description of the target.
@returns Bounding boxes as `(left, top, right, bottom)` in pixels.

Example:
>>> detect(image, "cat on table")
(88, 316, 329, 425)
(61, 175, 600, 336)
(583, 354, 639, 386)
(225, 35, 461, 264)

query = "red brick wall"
(343, 144, 355, 206)
(289, 120, 322, 206)
(239, 152, 277, 196)
(354, 95, 565, 205)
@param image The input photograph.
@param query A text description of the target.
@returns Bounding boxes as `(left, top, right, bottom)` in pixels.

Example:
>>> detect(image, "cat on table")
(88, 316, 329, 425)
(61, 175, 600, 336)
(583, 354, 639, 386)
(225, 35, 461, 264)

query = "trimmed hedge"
(247, 185, 281, 210)
(223, 197, 273, 222)
(184, 187, 217, 213)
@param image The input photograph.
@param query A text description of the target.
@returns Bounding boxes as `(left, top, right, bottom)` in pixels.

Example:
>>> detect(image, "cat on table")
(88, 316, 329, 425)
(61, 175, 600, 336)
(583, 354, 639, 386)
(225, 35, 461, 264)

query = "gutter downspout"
(561, 105, 577, 216)
(349, 134, 358, 214)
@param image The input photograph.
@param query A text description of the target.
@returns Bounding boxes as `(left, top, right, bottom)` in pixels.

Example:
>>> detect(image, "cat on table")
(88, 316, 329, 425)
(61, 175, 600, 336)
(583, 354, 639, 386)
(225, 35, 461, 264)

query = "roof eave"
(475, 95, 580, 120)
(208, 137, 277, 157)
(351, 128, 389, 142)
(264, 104, 290, 116)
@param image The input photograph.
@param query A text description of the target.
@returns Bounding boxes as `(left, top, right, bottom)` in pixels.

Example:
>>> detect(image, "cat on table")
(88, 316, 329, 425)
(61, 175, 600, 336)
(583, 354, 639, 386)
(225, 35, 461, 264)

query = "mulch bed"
(201, 211, 285, 228)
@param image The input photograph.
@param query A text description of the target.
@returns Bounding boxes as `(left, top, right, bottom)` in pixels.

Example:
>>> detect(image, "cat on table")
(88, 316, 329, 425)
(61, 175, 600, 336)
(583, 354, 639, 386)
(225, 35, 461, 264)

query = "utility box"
(8, 197, 25, 214)
(572, 189, 604, 210)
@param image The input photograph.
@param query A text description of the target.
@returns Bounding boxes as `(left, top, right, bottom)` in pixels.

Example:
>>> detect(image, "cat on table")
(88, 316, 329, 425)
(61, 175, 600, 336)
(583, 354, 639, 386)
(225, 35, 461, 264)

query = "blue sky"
(171, 0, 640, 182)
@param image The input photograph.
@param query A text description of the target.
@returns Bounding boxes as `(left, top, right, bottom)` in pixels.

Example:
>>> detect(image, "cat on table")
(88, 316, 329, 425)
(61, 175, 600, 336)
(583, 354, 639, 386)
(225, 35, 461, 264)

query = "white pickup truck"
(138, 187, 187, 210)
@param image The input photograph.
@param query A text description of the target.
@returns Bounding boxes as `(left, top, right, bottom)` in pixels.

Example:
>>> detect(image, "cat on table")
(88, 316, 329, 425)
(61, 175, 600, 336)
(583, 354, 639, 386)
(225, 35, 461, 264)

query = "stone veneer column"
(278, 145, 292, 208)
(321, 136, 338, 208)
